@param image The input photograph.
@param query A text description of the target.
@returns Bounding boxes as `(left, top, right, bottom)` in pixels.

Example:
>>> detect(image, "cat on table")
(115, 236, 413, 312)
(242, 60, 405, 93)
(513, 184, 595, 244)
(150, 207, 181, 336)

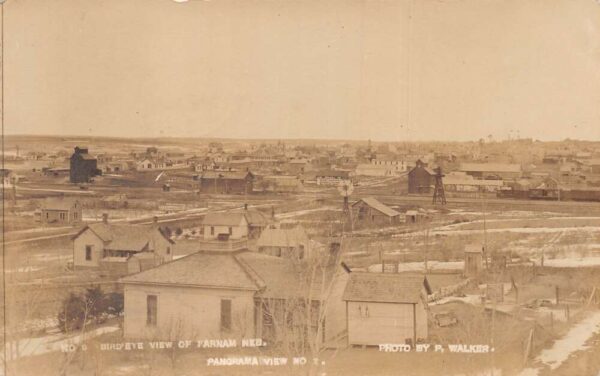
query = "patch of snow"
(520, 311, 600, 375)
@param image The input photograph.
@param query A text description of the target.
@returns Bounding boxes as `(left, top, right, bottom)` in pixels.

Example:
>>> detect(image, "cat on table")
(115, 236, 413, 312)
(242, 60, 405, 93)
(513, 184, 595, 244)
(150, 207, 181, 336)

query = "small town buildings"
(259, 175, 304, 193)
(443, 172, 504, 193)
(407, 160, 435, 194)
(72, 216, 174, 269)
(315, 170, 353, 186)
(70, 147, 101, 183)
(529, 177, 561, 200)
(459, 163, 522, 180)
(355, 158, 407, 176)
(197, 171, 254, 194)
(136, 158, 165, 171)
(119, 251, 349, 343)
(351, 197, 401, 225)
(256, 226, 310, 259)
(36, 198, 82, 225)
(342, 273, 431, 346)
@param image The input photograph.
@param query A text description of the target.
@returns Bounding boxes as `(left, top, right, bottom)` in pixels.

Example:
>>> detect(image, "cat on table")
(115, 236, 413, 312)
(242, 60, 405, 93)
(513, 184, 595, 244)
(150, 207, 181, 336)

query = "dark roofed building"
(408, 159, 436, 194)
(197, 170, 254, 194)
(70, 146, 101, 183)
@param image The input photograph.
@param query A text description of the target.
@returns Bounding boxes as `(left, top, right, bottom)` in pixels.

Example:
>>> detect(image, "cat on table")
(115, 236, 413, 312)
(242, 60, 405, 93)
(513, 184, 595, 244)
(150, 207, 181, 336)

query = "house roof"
(202, 212, 247, 227)
(256, 226, 309, 248)
(242, 210, 270, 226)
(120, 252, 262, 290)
(353, 197, 400, 217)
(235, 252, 313, 299)
(459, 163, 521, 173)
(342, 272, 431, 303)
(75, 223, 173, 251)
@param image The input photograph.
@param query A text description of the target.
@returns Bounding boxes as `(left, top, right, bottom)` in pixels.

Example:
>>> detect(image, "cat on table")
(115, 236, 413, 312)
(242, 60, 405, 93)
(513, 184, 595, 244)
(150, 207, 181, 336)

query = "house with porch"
(119, 250, 349, 345)
(72, 216, 174, 271)
(36, 198, 82, 225)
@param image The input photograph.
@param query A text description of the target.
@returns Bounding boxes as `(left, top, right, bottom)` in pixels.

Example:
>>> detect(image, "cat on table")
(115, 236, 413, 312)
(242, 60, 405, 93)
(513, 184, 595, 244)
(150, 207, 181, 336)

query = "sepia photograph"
(2, 0, 600, 375)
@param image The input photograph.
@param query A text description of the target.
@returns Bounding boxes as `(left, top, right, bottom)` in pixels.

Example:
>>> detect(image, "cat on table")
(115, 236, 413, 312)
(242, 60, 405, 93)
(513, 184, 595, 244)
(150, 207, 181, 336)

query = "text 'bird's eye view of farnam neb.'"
(2, 0, 600, 375)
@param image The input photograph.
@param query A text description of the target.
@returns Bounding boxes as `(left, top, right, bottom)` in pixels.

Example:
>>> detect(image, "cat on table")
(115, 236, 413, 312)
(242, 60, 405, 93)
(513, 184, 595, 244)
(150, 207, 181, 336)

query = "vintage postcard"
(2, 0, 600, 375)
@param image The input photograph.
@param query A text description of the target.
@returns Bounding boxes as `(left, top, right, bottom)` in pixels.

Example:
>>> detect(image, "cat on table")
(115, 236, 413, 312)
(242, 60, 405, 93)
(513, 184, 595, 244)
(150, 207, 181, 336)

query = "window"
(228, 227, 233, 235)
(166, 246, 171, 255)
(220, 299, 232, 331)
(85, 245, 92, 261)
(147, 295, 157, 326)
(210, 226, 215, 236)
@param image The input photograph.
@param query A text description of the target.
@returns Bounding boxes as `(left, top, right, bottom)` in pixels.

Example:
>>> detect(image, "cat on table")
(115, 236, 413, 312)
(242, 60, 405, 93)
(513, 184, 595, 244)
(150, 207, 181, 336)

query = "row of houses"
(61, 204, 431, 347)
(119, 249, 430, 347)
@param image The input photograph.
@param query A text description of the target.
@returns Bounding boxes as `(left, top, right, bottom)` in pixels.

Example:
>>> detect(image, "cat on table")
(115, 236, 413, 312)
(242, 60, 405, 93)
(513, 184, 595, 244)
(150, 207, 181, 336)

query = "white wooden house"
(72, 216, 174, 270)
(120, 251, 349, 343)
(343, 273, 431, 346)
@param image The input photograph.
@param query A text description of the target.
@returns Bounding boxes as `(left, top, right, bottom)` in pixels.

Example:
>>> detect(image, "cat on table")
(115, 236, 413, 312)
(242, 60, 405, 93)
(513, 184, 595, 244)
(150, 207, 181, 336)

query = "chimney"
(102, 213, 109, 224)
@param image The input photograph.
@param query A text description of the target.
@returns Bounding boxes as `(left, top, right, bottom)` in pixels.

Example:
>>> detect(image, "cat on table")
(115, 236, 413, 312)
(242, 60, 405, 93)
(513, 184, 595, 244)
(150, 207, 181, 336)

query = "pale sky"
(4, 0, 600, 141)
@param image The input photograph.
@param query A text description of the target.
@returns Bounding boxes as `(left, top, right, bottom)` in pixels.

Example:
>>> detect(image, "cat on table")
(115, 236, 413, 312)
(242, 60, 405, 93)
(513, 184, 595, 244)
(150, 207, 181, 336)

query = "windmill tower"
(337, 180, 354, 214)
(432, 167, 446, 205)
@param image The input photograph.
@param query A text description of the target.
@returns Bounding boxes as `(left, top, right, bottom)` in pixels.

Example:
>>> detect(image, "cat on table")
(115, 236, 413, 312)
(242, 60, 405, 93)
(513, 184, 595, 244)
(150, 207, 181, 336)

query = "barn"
(197, 171, 254, 194)
(407, 160, 435, 194)
(343, 273, 431, 346)
(351, 197, 401, 225)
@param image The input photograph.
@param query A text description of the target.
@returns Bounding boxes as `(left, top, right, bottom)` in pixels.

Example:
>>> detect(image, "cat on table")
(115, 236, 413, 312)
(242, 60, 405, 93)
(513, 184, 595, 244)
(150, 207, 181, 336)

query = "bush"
(106, 292, 124, 317)
(57, 289, 125, 333)
(57, 293, 86, 333)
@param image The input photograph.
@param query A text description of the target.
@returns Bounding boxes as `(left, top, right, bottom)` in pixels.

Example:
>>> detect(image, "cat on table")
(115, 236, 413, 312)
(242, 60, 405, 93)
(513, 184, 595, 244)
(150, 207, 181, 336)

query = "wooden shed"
(342, 273, 431, 346)
(464, 244, 484, 278)
(351, 197, 401, 225)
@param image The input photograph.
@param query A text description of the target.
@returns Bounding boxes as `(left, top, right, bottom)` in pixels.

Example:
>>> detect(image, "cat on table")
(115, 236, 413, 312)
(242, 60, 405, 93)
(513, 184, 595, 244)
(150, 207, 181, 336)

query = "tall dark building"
(407, 159, 435, 194)
(70, 147, 101, 183)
